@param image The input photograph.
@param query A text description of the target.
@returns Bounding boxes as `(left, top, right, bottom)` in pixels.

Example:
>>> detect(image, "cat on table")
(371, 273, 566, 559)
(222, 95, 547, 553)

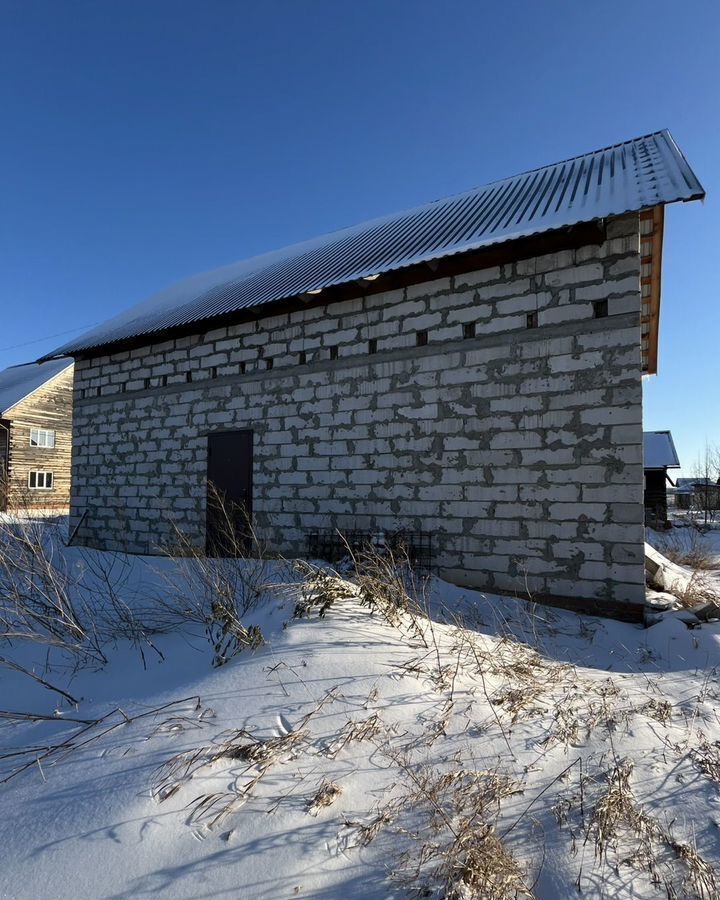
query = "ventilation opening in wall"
(186, 371, 193, 383)
(416, 329, 428, 347)
(266, 358, 273, 370)
(161, 375, 168, 387)
(526, 311, 538, 329)
(330, 346, 338, 361)
(240, 361, 247, 374)
(96, 386, 102, 397)
(462, 322, 476, 340)
(368, 338, 377, 355)
(143, 377, 151, 390)
(210, 366, 218, 379)
(298, 350, 307, 365)
(593, 299, 609, 319)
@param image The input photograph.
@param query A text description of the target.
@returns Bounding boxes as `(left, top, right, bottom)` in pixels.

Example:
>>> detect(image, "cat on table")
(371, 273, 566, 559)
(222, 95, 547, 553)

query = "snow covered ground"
(1, 518, 720, 899)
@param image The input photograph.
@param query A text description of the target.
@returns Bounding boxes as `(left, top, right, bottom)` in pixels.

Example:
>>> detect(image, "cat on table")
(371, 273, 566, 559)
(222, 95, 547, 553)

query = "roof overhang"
(48, 222, 607, 361)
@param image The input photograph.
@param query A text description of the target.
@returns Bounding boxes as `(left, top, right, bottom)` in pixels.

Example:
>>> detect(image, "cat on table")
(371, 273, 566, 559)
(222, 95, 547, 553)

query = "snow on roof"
(643, 430, 681, 469)
(0, 359, 73, 416)
(43, 129, 704, 360)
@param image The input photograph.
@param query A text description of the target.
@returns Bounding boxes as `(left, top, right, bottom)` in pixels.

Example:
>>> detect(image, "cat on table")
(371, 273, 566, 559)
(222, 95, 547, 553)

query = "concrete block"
(454, 266, 501, 288)
(406, 277, 451, 299)
(540, 304, 594, 325)
(544, 262, 603, 286)
(549, 502, 606, 522)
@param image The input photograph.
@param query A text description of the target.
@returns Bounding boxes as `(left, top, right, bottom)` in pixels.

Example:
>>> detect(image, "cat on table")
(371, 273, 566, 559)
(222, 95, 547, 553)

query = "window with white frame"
(28, 471, 53, 490)
(30, 428, 55, 448)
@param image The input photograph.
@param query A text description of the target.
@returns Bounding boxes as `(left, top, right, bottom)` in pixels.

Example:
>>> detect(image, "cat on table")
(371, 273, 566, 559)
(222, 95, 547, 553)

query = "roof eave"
(40, 220, 608, 362)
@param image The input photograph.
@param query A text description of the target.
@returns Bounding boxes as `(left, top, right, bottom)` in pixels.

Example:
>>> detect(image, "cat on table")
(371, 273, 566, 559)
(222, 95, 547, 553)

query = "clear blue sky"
(1, 0, 717, 475)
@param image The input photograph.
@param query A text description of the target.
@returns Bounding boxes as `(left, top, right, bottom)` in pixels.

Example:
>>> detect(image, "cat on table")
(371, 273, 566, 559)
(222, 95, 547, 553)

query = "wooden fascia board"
(640, 205, 664, 375)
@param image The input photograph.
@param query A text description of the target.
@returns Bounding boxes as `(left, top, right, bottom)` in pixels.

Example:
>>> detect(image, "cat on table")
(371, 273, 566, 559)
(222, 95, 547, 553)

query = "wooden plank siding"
(2, 366, 74, 511)
(0, 421, 8, 509)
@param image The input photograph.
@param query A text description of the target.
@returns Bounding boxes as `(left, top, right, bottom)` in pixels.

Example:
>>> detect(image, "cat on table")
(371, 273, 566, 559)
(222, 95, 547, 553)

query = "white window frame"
(28, 471, 54, 490)
(30, 428, 55, 449)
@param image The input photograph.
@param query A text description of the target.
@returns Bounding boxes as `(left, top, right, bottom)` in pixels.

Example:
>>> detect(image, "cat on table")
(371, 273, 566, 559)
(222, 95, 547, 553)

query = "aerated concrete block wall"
(70, 213, 645, 614)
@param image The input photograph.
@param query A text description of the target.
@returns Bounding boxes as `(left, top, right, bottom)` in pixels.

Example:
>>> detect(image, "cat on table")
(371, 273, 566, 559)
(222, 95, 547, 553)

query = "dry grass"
(153, 725, 309, 829)
(0, 511, 168, 681)
(152, 687, 340, 833)
(662, 529, 718, 572)
(291, 540, 431, 648)
(291, 561, 357, 619)
(539, 682, 635, 751)
(0, 515, 104, 666)
(385, 760, 533, 900)
(451, 625, 576, 727)
(342, 811, 394, 848)
(641, 697, 673, 725)
(690, 736, 720, 783)
(307, 780, 342, 816)
(0, 696, 205, 785)
(154, 490, 277, 666)
(676, 570, 720, 610)
(324, 714, 384, 758)
(582, 759, 719, 899)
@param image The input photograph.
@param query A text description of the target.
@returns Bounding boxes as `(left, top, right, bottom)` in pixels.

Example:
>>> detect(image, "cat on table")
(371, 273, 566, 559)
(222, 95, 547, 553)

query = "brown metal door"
(206, 430, 253, 556)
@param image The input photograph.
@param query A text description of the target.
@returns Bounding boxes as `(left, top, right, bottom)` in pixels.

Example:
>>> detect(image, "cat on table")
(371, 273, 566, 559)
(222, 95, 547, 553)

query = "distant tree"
(690, 442, 720, 526)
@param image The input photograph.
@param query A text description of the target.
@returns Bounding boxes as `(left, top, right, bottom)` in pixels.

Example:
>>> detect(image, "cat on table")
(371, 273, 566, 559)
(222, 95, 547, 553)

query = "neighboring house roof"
(643, 430, 681, 470)
(0, 359, 73, 417)
(43, 129, 704, 360)
(676, 477, 720, 489)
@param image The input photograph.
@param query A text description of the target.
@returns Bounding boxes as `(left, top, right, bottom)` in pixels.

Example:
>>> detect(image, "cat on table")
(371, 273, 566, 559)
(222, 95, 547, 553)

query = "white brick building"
(43, 131, 704, 620)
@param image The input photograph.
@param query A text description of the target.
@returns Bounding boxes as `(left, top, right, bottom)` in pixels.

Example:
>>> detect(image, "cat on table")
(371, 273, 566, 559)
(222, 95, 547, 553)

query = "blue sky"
(0, 0, 717, 475)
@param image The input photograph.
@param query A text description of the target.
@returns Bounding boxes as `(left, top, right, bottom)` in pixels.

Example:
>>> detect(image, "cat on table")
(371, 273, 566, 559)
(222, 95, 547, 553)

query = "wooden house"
(643, 430, 680, 527)
(0, 360, 74, 511)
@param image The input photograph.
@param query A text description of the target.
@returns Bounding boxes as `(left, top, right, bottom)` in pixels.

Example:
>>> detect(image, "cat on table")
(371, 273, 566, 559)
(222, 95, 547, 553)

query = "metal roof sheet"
(0, 359, 73, 416)
(643, 430, 681, 469)
(45, 129, 704, 359)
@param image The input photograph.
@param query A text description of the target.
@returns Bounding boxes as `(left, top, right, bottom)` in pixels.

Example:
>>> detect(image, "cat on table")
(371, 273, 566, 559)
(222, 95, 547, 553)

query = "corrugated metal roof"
(643, 430, 681, 469)
(0, 359, 73, 416)
(45, 129, 704, 359)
